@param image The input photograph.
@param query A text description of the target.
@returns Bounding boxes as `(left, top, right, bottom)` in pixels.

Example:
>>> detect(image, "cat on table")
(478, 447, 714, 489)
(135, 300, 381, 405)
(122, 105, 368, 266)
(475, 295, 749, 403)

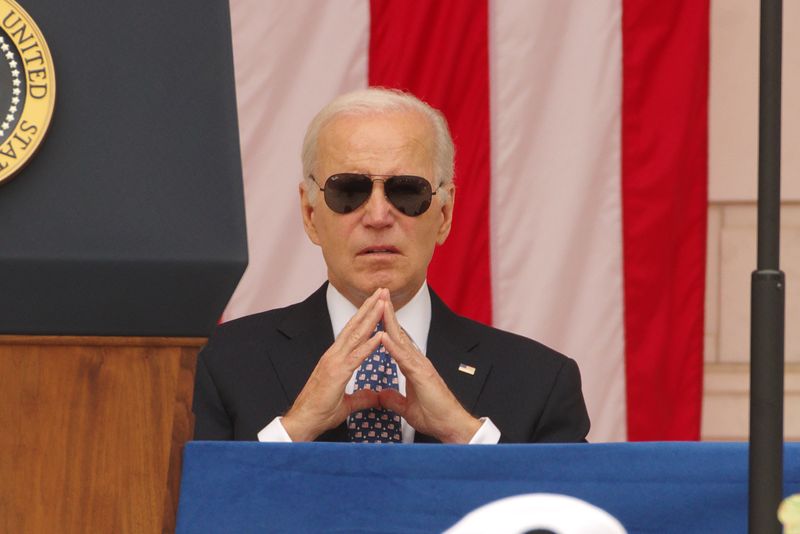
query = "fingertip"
(366, 288, 382, 305)
(381, 299, 393, 319)
(378, 388, 405, 413)
(377, 329, 389, 344)
(351, 389, 381, 411)
(374, 331, 386, 350)
(367, 298, 384, 323)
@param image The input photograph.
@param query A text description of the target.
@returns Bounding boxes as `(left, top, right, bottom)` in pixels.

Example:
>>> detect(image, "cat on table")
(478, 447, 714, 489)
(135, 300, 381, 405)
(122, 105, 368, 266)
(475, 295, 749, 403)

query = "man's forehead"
(317, 111, 435, 169)
(320, 110, 432, 143)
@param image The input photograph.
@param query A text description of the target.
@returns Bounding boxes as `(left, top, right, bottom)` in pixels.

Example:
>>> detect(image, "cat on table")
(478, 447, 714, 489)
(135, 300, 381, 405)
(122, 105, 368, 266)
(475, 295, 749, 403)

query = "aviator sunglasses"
(310, 173, 441, 217)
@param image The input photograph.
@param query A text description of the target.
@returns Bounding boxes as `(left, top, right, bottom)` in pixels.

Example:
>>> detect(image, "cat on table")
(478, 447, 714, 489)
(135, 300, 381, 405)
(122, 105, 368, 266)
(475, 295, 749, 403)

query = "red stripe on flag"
(622, 0, 709, 440)
(368, 0, 492, 325)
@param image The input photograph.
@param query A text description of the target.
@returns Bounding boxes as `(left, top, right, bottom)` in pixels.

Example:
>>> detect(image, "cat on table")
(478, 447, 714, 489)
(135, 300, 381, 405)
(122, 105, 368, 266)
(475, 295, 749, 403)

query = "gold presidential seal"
(0, 0, 54, 186)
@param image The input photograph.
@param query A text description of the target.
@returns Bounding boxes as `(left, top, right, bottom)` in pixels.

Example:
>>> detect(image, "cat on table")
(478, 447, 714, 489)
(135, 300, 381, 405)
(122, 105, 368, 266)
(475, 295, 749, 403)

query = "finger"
(381, 299, 421, 360)
(377, 388, 408, 416)
(337, 288, 381, 339)
(347, 389, 381, 413)
(336, 297, 385, 355)
(381, 294, 405, 341)
(343, 329, 383, 373)
(380, 330, 421, 373)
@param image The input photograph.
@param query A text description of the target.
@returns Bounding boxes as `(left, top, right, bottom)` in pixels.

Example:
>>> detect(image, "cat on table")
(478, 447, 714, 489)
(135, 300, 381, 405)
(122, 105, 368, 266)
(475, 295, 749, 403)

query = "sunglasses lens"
(386, 175, 433, 216)
(324, 173, 373, 214)
(322, 173, 434, 216)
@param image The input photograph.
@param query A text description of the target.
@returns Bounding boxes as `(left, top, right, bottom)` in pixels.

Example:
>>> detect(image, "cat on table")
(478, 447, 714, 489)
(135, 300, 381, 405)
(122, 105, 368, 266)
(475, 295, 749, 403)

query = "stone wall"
(703, 0, 799, 440)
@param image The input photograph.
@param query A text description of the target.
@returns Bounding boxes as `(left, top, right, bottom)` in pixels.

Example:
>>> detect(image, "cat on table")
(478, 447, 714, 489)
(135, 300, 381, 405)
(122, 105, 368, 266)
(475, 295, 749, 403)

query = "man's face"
(300, 110, 454, 308)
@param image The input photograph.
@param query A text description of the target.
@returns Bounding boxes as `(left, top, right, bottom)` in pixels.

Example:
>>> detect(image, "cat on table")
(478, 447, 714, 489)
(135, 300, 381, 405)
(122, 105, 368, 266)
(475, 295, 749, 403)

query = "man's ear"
(300, 183, 322, 246)
(436, 184, 455, 245)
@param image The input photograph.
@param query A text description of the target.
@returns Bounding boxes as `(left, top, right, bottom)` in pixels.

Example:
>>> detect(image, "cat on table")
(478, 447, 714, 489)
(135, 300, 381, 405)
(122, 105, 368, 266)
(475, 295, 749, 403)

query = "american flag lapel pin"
(458, 363, 476, 376)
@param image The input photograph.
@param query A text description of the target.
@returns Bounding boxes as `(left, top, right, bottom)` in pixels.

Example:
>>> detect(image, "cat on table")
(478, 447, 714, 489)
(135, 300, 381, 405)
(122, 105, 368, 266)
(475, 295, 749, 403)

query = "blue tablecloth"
(176, 442, 800, 533)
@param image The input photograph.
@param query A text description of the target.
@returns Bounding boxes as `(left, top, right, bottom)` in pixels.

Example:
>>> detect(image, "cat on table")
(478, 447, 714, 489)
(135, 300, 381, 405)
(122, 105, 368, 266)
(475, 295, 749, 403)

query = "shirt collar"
(326, 282, 431, 354)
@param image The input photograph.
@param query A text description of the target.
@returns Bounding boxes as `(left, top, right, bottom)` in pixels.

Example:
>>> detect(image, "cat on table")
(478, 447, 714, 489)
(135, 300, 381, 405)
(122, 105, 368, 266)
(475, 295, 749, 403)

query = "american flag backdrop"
(221, 0, 709, 442)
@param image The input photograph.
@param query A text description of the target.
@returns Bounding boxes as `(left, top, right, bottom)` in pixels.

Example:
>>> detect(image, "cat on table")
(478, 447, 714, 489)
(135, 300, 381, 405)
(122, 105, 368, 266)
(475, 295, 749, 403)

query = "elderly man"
(193, 88, 589, 444)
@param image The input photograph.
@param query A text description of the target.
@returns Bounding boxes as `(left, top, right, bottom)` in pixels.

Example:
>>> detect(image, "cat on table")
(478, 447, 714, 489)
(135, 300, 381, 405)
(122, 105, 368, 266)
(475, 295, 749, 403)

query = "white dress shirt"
(257, 282, 500, 444)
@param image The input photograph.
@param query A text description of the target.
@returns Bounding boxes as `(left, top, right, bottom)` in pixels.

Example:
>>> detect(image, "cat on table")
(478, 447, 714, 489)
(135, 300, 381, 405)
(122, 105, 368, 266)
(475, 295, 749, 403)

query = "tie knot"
(375, 321, 385, 333)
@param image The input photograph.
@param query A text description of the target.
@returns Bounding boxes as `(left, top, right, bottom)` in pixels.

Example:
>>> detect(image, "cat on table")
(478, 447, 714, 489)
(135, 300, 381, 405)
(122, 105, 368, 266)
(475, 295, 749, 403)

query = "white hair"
(301, 87, 455, 203)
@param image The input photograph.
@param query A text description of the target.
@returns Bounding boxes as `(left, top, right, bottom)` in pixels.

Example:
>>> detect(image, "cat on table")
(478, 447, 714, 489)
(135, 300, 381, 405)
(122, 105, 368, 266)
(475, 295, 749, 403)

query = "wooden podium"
(0, 336, 203, 533)
(0, 1, 245, 533)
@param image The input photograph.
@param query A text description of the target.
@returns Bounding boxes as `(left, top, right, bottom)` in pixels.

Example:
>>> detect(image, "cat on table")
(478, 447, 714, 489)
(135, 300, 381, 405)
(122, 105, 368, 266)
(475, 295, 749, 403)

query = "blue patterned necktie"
(348, 322, 402, 443)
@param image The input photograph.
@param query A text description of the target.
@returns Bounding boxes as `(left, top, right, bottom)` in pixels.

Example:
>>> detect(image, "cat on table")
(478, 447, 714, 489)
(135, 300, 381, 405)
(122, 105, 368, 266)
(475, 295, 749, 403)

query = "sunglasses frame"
(309, 173, 442, 216)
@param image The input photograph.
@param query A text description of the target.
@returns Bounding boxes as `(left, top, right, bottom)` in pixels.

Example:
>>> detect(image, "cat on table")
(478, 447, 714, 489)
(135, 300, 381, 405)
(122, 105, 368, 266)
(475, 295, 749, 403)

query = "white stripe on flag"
(224, 1, 369, 320)
(490, 0, 626, 441)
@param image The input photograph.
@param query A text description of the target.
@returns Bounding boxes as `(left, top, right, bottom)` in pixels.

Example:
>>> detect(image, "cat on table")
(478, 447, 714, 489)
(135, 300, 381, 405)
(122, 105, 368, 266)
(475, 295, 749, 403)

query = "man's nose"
(362, 180, 394, 227)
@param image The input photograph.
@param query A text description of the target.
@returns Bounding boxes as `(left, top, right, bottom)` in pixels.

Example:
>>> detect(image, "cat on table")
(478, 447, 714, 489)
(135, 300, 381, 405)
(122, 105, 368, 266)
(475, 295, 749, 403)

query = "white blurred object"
(779, 494, 800, 534)
(443, 493, 627, 534)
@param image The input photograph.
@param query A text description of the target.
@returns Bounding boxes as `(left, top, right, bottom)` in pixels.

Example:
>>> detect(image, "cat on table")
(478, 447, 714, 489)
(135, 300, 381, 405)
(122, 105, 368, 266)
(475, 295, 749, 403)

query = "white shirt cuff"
(257, 416, 293, 442)
(257, 416, 500, 444)
(468, 417, 501, 444)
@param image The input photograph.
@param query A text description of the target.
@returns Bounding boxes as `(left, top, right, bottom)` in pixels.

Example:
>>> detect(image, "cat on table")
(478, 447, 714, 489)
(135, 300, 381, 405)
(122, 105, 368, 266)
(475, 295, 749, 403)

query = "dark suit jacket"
(192, 283, 590, 443)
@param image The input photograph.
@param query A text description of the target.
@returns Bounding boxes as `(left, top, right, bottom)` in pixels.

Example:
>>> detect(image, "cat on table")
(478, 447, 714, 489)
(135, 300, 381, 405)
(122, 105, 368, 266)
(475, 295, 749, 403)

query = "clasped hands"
(282, 288, 481, 443)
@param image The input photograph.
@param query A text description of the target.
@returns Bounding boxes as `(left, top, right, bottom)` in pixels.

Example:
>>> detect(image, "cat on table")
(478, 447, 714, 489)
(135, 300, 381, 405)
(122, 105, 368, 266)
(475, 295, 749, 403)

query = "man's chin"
(330, 270, 421, 306)
(356, 278, 407, 301)
(353, 269, 401, 290)
(361, 280, 401, 297)
(364, 277, 425, 307)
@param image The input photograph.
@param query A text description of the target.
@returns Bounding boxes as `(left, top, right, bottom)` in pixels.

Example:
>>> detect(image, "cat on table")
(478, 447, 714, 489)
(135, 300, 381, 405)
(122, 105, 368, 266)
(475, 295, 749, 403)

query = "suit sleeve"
(192, 348, 234, 440)
(529, 357, 591, 443)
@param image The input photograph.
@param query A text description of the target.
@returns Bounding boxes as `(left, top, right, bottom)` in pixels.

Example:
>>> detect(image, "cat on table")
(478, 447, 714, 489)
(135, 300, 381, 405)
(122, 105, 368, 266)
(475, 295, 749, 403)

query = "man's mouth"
(358, 246, 400, 255)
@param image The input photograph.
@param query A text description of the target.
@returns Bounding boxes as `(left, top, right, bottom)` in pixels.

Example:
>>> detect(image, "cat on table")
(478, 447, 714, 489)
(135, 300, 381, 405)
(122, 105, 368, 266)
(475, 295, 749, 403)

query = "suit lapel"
(271, 283, 334, 400)
(268, 283, 348, 441)
(416, 289, 492, 443)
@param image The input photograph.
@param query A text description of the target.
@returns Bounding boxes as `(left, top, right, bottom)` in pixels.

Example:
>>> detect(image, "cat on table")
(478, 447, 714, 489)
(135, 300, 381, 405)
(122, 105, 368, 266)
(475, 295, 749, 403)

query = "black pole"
(749, 1, 785, 532)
